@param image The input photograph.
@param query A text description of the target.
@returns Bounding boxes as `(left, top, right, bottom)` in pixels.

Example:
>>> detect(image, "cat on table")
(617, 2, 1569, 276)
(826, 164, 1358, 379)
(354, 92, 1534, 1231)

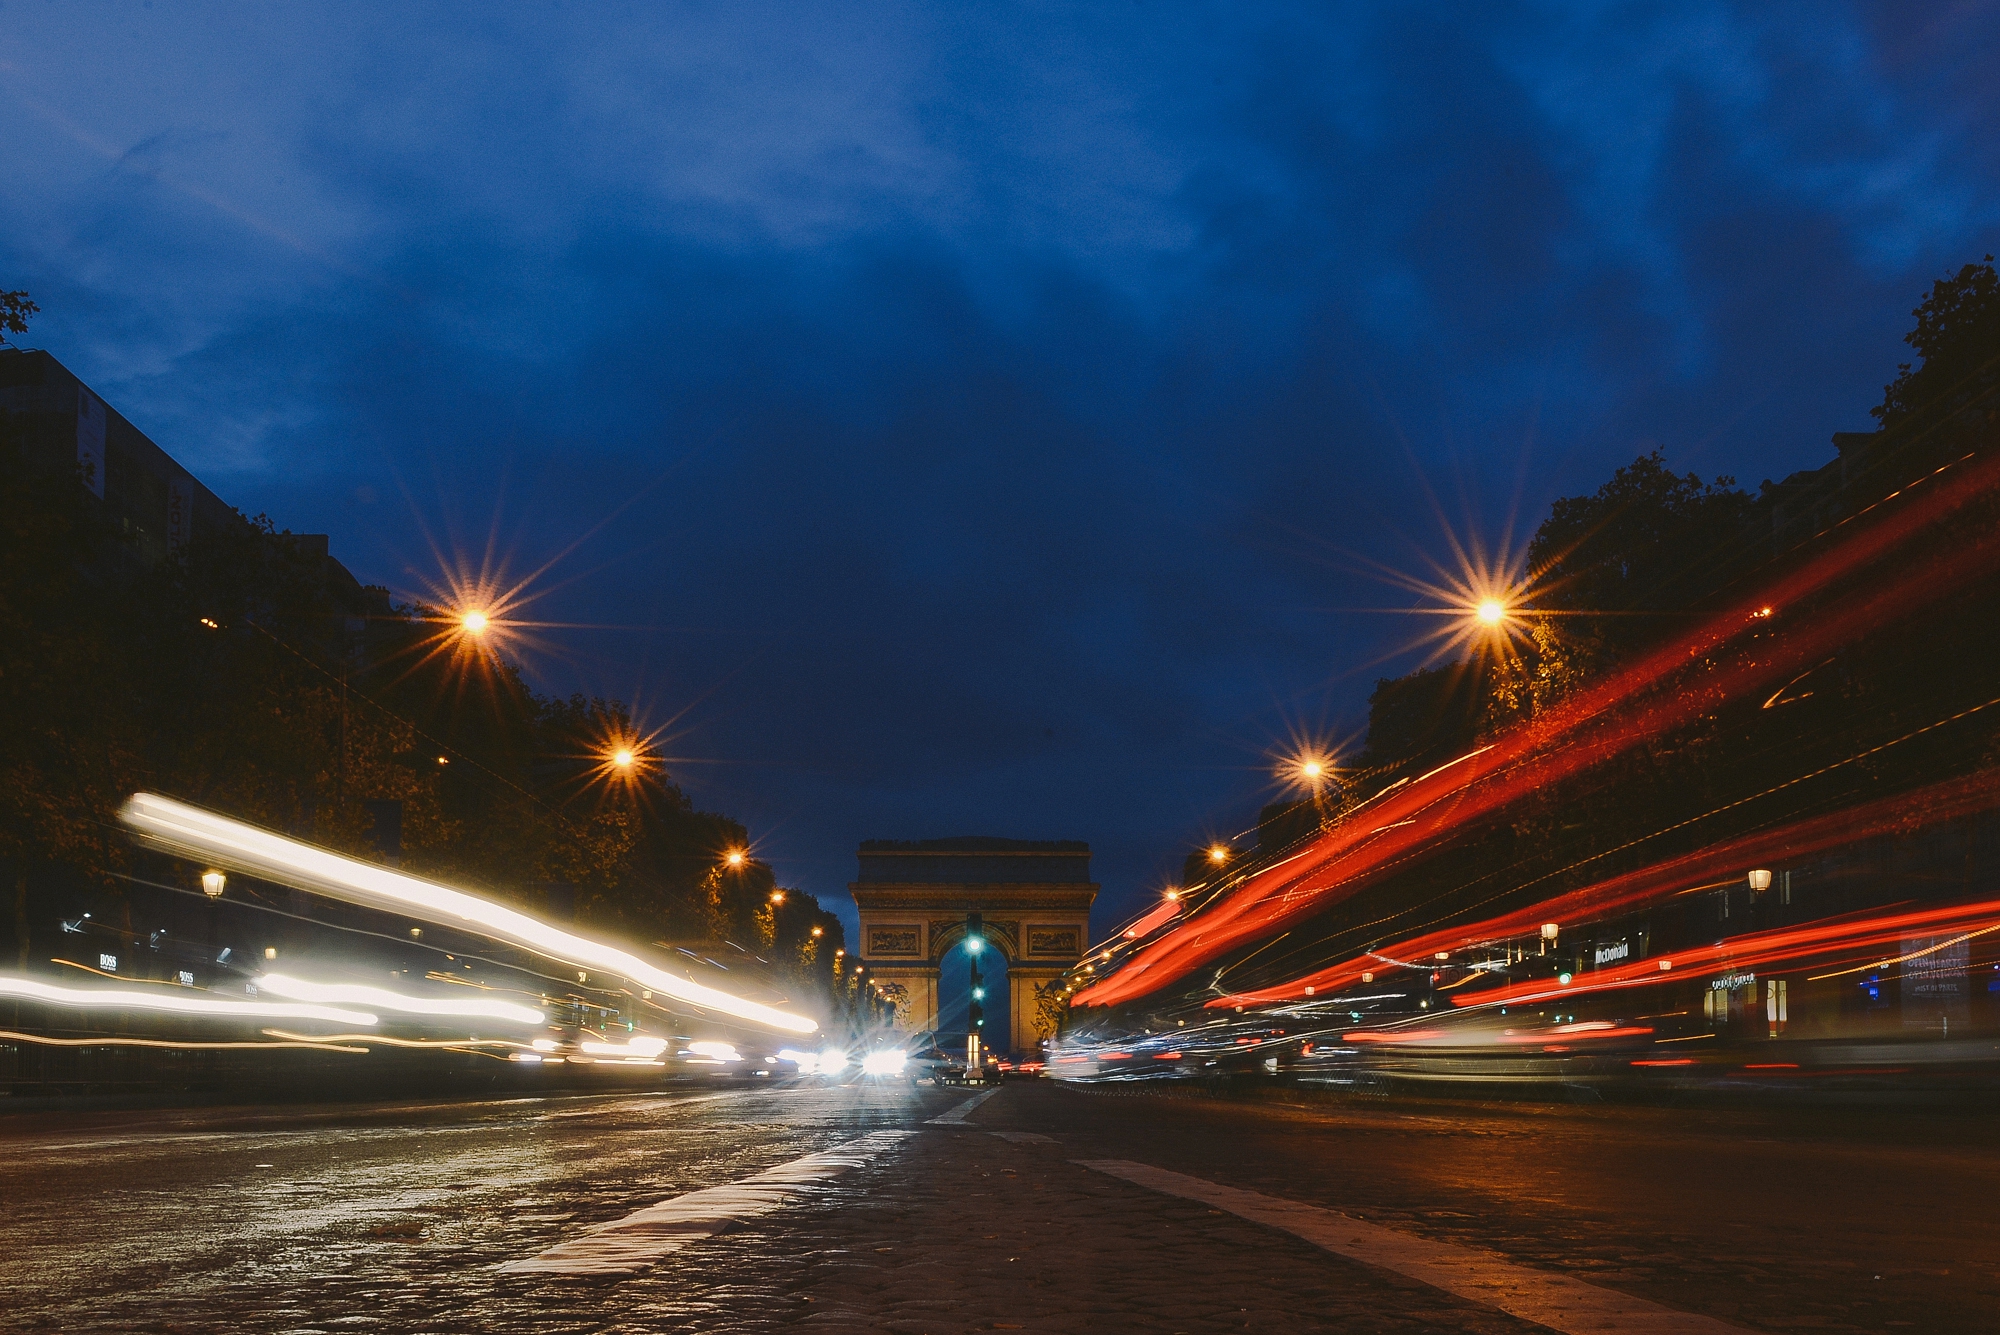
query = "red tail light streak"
(1077, 446, 2000, 1010)
(1209, 767, 2000, 1009)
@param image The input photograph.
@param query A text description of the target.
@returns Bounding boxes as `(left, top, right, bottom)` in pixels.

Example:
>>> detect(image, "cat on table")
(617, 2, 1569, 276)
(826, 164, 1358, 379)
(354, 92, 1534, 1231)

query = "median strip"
(1076, 1160, 1745, 1334)
(498, 1130, 916, 1276)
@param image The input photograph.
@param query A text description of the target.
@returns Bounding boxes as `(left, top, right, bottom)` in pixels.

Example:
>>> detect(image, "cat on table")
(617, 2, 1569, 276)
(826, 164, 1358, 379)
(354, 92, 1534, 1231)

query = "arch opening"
(935, 937, 1009, 1055)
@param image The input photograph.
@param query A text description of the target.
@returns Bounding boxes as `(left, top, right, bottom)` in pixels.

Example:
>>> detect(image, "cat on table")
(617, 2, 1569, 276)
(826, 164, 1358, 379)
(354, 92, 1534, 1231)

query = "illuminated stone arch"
(850, 837, 1096, 1056)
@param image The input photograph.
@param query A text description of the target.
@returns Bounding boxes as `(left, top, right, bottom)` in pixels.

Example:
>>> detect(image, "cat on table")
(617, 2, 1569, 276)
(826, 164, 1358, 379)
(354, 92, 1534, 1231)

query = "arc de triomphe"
(850, 837, 1096, 1056)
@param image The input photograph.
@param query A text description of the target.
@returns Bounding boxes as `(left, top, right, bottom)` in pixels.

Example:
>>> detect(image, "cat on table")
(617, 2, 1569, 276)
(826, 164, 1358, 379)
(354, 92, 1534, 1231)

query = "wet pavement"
(2, 1079, 1995, 1332)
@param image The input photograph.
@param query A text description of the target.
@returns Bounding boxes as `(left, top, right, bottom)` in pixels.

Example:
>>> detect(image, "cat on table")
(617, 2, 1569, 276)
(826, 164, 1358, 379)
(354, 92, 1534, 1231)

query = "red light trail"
(1077, 445, 2000, 1010)
(1208, 766, 2000, 1008)
(1445, 895, 2000, 1013)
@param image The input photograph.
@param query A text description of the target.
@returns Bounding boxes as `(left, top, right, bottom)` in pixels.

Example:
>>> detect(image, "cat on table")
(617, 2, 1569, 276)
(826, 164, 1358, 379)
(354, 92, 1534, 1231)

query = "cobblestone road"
(2, 1080, 1994, 1332)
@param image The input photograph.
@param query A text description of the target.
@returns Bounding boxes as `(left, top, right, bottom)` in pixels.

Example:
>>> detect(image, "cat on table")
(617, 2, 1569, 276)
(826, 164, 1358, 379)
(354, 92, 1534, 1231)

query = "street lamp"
(1747, 869, 1774, 893)
(461, 610, 490, 634)
(724, 849, 746, 868)
(1208, 844, 1230, 864)
(200, 871, 227, 978)
(769, 890, 786, 905)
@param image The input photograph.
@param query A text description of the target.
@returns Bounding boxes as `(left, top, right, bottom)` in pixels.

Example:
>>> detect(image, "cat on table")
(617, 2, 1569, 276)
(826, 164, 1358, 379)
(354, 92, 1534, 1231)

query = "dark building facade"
(0, 347, 371, 606)
(0, 349, 240, 566)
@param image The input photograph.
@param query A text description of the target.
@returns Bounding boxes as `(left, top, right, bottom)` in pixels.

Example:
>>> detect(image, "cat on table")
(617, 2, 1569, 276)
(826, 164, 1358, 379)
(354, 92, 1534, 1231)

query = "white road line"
(1077, 1160, 1745, 1334)
(926, 1087, 1002, 1124)
(498, 1130, 914, 1276)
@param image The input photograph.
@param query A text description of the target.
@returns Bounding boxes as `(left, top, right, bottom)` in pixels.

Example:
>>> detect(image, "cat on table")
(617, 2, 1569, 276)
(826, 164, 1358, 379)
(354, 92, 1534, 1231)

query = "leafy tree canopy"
(1873, 255, 2000, 434)
(0, 289, 36, 342)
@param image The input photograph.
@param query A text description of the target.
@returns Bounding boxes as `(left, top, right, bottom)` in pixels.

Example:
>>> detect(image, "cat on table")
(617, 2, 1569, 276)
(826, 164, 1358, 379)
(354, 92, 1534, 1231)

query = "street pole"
(966, 912, 984, 1079)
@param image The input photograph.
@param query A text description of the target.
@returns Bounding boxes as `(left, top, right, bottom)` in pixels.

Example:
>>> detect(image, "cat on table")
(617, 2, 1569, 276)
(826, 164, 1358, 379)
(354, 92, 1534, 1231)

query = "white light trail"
(120, 794, 818, 1036)
(258, 973, 546, 1025)
(860, 1050, 906, 1075)
(0, 974, 377, 1026)
(581, 1036, 670, 1058)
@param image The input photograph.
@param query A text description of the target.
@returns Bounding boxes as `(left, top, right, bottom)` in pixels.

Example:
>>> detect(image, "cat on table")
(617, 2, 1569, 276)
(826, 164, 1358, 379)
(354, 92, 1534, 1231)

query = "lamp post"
(965, 912, 986, 1076)
(201, 872, 226, 981)
(1746, 869, 1775, 932)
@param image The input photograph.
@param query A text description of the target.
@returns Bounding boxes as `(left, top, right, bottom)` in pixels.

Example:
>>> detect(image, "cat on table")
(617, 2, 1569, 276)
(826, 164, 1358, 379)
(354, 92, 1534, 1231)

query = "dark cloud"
(2, 2, 1993, 934)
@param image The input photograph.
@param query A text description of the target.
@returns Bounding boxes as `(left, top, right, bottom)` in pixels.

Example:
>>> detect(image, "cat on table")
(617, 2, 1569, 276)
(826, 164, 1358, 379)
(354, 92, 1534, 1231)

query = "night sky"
(4, 3, 1996, 939)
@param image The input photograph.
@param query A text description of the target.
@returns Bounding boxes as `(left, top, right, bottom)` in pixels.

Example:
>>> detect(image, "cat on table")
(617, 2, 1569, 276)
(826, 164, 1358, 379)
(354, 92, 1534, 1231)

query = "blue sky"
(4, 1, 1995, 936)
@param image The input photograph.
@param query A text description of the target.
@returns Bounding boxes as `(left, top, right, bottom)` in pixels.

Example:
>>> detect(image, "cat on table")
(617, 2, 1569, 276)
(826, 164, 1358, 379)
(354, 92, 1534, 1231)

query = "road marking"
(1076, 1160, 1745, 1334)
(497, 1130, 915, 1276)
(926, 1087, 1002, 1125)
(989, 1130, 1054, 1144)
